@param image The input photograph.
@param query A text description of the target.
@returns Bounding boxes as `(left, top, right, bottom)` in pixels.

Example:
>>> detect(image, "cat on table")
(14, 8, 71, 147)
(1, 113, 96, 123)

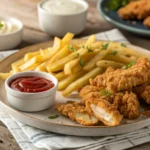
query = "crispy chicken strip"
(144, 16, 150, 28)
(134, 84, 150, 104)
(79, 85, 100, 98)
(56, 101, 99, 126)
(113, 91, 140, 119)
(90, 58, 150, 93)
(118, 0, 150, 20)
(85, 98, 123, 126)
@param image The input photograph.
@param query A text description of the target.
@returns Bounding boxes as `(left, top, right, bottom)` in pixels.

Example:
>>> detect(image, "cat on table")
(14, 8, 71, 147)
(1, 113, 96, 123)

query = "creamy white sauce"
(0, 20, 19, 35)
(42, 0, 86, 15)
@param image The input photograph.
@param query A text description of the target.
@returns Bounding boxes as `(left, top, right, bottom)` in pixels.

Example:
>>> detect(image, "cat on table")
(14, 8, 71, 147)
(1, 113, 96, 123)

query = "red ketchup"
(9, 76, 54, 93)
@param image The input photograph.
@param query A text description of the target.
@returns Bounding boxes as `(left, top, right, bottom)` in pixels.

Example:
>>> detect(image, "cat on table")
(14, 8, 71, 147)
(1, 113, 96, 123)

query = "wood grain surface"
(0, 0, 150, 150)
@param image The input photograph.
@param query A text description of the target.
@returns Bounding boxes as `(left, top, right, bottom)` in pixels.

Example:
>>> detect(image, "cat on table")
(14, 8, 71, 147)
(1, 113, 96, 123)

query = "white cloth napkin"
(0, 29, 150, 150)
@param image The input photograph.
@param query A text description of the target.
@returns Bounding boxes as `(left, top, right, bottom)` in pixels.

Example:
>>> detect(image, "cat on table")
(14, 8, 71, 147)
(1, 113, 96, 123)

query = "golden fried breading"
(56, 101, 99, 126)
(113, 91, 140, 119)
(90, 58, 150, 93)
(134, 84, 150, 104)
(85, 98, 123, 126)
(144, 16, 150, 27)
(118, 0, 150, 20)
(79, 85, 100, 98)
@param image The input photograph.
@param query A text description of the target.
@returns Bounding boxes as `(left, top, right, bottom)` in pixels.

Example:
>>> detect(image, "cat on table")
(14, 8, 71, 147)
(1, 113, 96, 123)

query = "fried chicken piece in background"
(113, 91, 140, 119)
(134, 84, 150, 104)
(118, 0, 150, 20)
(144, 16, 150, 28)
(85, 98, 123, 126)
(90, 58, 150, 93)
(56, 101, 99, 126)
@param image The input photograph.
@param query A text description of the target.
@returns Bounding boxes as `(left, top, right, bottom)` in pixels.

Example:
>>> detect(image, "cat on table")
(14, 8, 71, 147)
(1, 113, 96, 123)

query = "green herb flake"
(69, 45, 76, 52)
(121, 43, 127, 47)
(101, 43, 109, 50)
(76, 53, 80, 57)
(48, 115, 59, 119)
(86, 45, 93, 53)
(0, 22, 3, 28)
(122, 61, 136, 69)
(100, 89, 112, 99)
(81, 45, 85, 48)
(109, 51, 118, 56)
(79, 58, 84, 67)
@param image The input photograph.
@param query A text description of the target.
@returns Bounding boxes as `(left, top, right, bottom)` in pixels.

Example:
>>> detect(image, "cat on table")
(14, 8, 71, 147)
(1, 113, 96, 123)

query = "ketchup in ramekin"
(9, 76, 54, 93)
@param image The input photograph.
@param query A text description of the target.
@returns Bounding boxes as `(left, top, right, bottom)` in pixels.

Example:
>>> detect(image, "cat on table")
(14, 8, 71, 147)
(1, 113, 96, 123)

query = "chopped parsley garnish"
(100, 89, 112, 99)
(48, 115, 59, 119)
(0, 22, 3, 28)
(76, 53, 80, 57)
(121, 43, 127, 47)
(81, 45, 85, 48)
(69, 45, 76, 52)
(79, 58, 84, 67)
(108, 51, 118, 56)
(86, 45, 93, 53)
(101, 43, 109, 50)
(122, 61, 136, 69)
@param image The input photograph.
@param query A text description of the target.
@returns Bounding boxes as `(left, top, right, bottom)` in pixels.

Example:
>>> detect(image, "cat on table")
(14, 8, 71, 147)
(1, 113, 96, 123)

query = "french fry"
(55, 71, 68, 81)
(0, 73, 12, 80)
(85, 35, 96, 46)
(19, 55, 48, 71)
(96, 60, 124, 68)
(64, 58, 79, 75)
(83, 50, 110, 71)
(62, 32, 74, 46)
(105, 55, 137, 64)
(58, 71, 86, 90)
(12, 66, 21, 73)
(24, 51, 40, 62)
(72, 63, 82, 74)
(47, 45, 69, 64)
(62, 67, 104, 96)
(35, 63, 47, 72)
(11, 58, 24, 69)
(47, 47, 89, 72)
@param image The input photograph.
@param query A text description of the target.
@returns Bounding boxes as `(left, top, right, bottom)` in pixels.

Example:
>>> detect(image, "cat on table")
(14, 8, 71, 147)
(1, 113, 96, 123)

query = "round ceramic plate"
(97, 0, 150, 36)
(0, 40, 150, 136)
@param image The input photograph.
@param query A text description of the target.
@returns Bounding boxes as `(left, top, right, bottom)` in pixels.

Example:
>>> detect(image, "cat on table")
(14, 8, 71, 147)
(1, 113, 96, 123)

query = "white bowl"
(0, 16, 23, 51)
(37, 0, 88, 37)
(5, 71, 58, 112)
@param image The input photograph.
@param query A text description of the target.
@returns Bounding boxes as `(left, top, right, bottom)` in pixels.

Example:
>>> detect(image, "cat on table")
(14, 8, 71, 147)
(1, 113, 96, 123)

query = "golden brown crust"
(90, 58, 150, 93)
(134, 84, 150, 104)
(118, 0, 150, 20)
(144, 16, 150, 27)
(56, 101, 99, 126)
(85, 98, 123, 126)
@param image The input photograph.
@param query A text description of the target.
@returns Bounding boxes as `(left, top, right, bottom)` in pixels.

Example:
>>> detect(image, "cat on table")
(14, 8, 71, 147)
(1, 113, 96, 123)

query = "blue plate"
(97, 0, 150, 36)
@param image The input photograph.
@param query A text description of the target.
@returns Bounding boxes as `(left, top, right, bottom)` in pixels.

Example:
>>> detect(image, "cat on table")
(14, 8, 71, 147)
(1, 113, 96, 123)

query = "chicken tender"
(85, 98, 123, 126)
(118, 0, 150, 20)
(79, 85, 100, 98)
(113, 91, 140, 119)
(90, 58, 150, 93)
(134, 84, 150, 104)
(56, 101, 99, 126)
(144, 16, 150, 28)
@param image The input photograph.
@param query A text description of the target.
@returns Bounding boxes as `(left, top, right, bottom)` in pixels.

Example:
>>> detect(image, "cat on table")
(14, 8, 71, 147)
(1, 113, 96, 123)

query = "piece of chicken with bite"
(85, 98, 123, 126)
(56, 101, 99, 126)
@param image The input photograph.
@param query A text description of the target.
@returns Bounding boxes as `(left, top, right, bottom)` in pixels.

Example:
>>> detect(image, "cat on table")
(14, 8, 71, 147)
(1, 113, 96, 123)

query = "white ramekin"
(5, 71, 58, 112)
(0, 16, 23, 51)
(37, 0, 89, 37)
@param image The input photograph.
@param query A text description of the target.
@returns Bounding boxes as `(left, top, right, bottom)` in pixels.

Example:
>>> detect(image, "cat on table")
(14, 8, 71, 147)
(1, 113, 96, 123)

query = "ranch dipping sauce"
(0, 20, 19, 35)
(42, 0, 86, 15)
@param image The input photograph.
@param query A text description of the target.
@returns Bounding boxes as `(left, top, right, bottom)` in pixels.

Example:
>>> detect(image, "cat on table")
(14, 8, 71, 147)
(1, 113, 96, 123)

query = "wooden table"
(0, 0, 150, 150)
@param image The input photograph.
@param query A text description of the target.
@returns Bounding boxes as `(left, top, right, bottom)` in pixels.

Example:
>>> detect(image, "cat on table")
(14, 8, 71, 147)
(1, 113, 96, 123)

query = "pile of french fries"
(0, 32, 150, 97)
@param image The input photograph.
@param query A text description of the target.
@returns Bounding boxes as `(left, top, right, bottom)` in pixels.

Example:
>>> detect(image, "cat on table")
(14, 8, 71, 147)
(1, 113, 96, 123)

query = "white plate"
(0, 41, 150, 136)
